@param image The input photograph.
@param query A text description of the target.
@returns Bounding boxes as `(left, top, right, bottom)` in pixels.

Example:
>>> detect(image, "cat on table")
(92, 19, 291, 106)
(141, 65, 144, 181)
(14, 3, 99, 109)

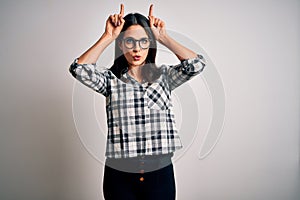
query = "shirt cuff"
(180, 54, 206, 73)
(180, 54, 206, 66)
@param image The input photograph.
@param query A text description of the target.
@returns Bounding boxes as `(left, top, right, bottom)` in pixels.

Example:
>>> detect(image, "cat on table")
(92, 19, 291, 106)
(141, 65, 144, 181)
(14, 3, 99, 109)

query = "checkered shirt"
(69, 54, 206, 158)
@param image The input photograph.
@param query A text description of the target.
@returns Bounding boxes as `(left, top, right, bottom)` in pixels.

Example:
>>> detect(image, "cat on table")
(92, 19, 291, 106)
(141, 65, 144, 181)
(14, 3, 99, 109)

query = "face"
(118, 24, 150, 69)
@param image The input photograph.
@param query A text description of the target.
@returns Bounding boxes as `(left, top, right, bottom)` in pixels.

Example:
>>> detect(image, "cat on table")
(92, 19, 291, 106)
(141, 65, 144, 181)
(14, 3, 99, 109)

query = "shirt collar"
(122, 71, 148, 86)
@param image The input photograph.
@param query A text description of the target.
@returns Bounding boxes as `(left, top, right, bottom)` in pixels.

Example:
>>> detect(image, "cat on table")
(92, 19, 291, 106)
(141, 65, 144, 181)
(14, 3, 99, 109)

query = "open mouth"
(133, 55, 141, 61)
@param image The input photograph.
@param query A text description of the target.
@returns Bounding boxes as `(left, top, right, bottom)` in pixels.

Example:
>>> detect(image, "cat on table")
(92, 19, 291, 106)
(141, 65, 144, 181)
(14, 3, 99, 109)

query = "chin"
(131, 60, 146, 67)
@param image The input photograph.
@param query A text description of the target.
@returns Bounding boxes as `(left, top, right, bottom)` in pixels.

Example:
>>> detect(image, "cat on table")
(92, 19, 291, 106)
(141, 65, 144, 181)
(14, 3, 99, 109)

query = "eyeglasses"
(122, 37, 151, 49)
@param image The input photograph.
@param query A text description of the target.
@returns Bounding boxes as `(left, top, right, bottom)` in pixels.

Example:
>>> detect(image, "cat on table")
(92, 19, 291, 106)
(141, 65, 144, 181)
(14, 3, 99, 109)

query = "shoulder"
(157, 64, 169, 74)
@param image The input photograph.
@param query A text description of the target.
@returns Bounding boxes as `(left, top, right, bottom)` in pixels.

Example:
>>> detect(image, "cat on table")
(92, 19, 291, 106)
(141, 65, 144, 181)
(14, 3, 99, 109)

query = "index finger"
(119, 4, 124, 16)
(148, 4, 153, 16)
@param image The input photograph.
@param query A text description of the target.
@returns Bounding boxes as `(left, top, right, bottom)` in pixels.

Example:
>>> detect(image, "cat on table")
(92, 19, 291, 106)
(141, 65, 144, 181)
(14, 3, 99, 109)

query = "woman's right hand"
(105, 4, 125, 39)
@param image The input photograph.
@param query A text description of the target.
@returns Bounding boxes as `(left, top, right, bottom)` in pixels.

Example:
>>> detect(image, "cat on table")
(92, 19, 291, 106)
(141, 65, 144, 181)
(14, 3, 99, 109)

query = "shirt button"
(140, 177, 144, 182)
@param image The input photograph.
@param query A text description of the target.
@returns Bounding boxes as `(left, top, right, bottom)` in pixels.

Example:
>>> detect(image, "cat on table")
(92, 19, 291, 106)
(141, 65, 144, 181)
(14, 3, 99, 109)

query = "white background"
(0, 0, 299, 199)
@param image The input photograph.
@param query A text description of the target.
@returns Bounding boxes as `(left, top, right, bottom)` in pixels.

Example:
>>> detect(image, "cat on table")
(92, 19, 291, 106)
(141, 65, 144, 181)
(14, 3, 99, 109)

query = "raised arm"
(77, 4, 125, 64)
(148, 4, 206, 90)
(148, 4, 197, 61)
(69, 4, 125, 96)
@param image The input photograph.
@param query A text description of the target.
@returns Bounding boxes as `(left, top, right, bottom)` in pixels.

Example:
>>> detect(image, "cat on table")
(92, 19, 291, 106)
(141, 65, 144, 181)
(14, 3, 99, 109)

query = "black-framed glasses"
(122, 37, 151, 49)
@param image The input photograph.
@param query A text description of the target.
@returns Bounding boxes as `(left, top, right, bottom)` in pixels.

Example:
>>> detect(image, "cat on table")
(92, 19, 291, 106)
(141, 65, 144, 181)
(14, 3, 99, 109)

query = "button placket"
(139, 155, 145, 182)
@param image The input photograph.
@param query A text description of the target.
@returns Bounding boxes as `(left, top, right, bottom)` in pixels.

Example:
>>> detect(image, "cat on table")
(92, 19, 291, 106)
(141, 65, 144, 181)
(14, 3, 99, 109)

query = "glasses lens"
(124, 38, 135, 49)
(140, 38, 150, 49)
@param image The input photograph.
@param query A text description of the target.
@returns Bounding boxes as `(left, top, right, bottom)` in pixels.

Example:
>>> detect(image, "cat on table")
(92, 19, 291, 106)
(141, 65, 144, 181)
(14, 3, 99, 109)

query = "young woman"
(69, 4, 206, 200)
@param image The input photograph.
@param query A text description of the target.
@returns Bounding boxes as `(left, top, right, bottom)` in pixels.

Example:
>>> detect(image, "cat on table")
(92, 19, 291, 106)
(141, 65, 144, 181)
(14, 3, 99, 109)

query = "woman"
(69, 4, 206, 200)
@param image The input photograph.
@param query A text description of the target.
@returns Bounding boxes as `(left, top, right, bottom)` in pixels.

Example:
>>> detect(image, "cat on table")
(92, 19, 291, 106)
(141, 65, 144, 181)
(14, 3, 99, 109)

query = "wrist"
(102, 32, 116, 41)
(157, 33, 171, 45)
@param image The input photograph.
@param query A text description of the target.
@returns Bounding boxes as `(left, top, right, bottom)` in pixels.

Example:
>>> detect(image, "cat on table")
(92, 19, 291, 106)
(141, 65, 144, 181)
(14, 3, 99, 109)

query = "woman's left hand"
(148, 4, 167, 43)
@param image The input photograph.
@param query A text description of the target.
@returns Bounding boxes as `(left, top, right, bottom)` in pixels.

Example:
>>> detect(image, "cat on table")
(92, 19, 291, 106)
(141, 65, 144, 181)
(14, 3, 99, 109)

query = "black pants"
(103, 154, 176, 200)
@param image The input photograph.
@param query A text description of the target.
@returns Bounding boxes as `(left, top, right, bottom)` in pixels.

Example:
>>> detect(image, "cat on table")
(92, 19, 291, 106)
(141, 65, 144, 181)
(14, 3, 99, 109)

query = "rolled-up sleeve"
(69, 58, 111, 97)
(167, 54, 206, 91)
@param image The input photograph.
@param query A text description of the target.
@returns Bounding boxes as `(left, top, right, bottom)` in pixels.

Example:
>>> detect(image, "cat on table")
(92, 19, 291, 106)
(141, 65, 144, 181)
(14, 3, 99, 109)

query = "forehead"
(123, 25, 148, 38)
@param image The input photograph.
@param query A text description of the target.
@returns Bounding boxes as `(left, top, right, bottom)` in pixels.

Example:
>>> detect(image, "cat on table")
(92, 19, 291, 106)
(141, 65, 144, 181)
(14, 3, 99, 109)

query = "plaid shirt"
(69, 54, 206, 158)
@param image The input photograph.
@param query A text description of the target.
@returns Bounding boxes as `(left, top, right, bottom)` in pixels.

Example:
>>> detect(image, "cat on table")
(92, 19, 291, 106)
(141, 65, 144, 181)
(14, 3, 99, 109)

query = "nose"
(133, 41, 141, 51)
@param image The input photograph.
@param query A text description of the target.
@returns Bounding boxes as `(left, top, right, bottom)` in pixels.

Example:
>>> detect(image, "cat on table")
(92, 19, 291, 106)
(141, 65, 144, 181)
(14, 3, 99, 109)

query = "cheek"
(123, 52, 132, 61)
(142, 49, 149, 57)
(121, 47, 130, 54)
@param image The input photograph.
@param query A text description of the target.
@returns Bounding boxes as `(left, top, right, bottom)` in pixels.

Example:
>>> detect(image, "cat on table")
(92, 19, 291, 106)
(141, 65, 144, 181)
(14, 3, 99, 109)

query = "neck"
(128, 65, 144, 83)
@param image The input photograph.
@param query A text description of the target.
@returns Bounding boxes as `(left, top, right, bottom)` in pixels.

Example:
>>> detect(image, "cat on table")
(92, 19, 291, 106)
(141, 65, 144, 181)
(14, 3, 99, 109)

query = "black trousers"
(103, 154, 176, 200)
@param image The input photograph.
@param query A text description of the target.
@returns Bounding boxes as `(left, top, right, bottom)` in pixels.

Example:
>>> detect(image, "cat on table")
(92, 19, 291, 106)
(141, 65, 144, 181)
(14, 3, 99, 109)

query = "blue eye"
(125, 38, 134, 44)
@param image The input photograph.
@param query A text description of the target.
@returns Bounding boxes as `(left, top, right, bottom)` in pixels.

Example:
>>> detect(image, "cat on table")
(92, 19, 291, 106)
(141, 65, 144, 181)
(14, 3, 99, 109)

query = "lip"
(133, 55, 141, 61)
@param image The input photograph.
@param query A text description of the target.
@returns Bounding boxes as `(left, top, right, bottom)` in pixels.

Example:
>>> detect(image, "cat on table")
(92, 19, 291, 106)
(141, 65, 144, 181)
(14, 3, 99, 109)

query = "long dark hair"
(110, 13, 161, 83)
